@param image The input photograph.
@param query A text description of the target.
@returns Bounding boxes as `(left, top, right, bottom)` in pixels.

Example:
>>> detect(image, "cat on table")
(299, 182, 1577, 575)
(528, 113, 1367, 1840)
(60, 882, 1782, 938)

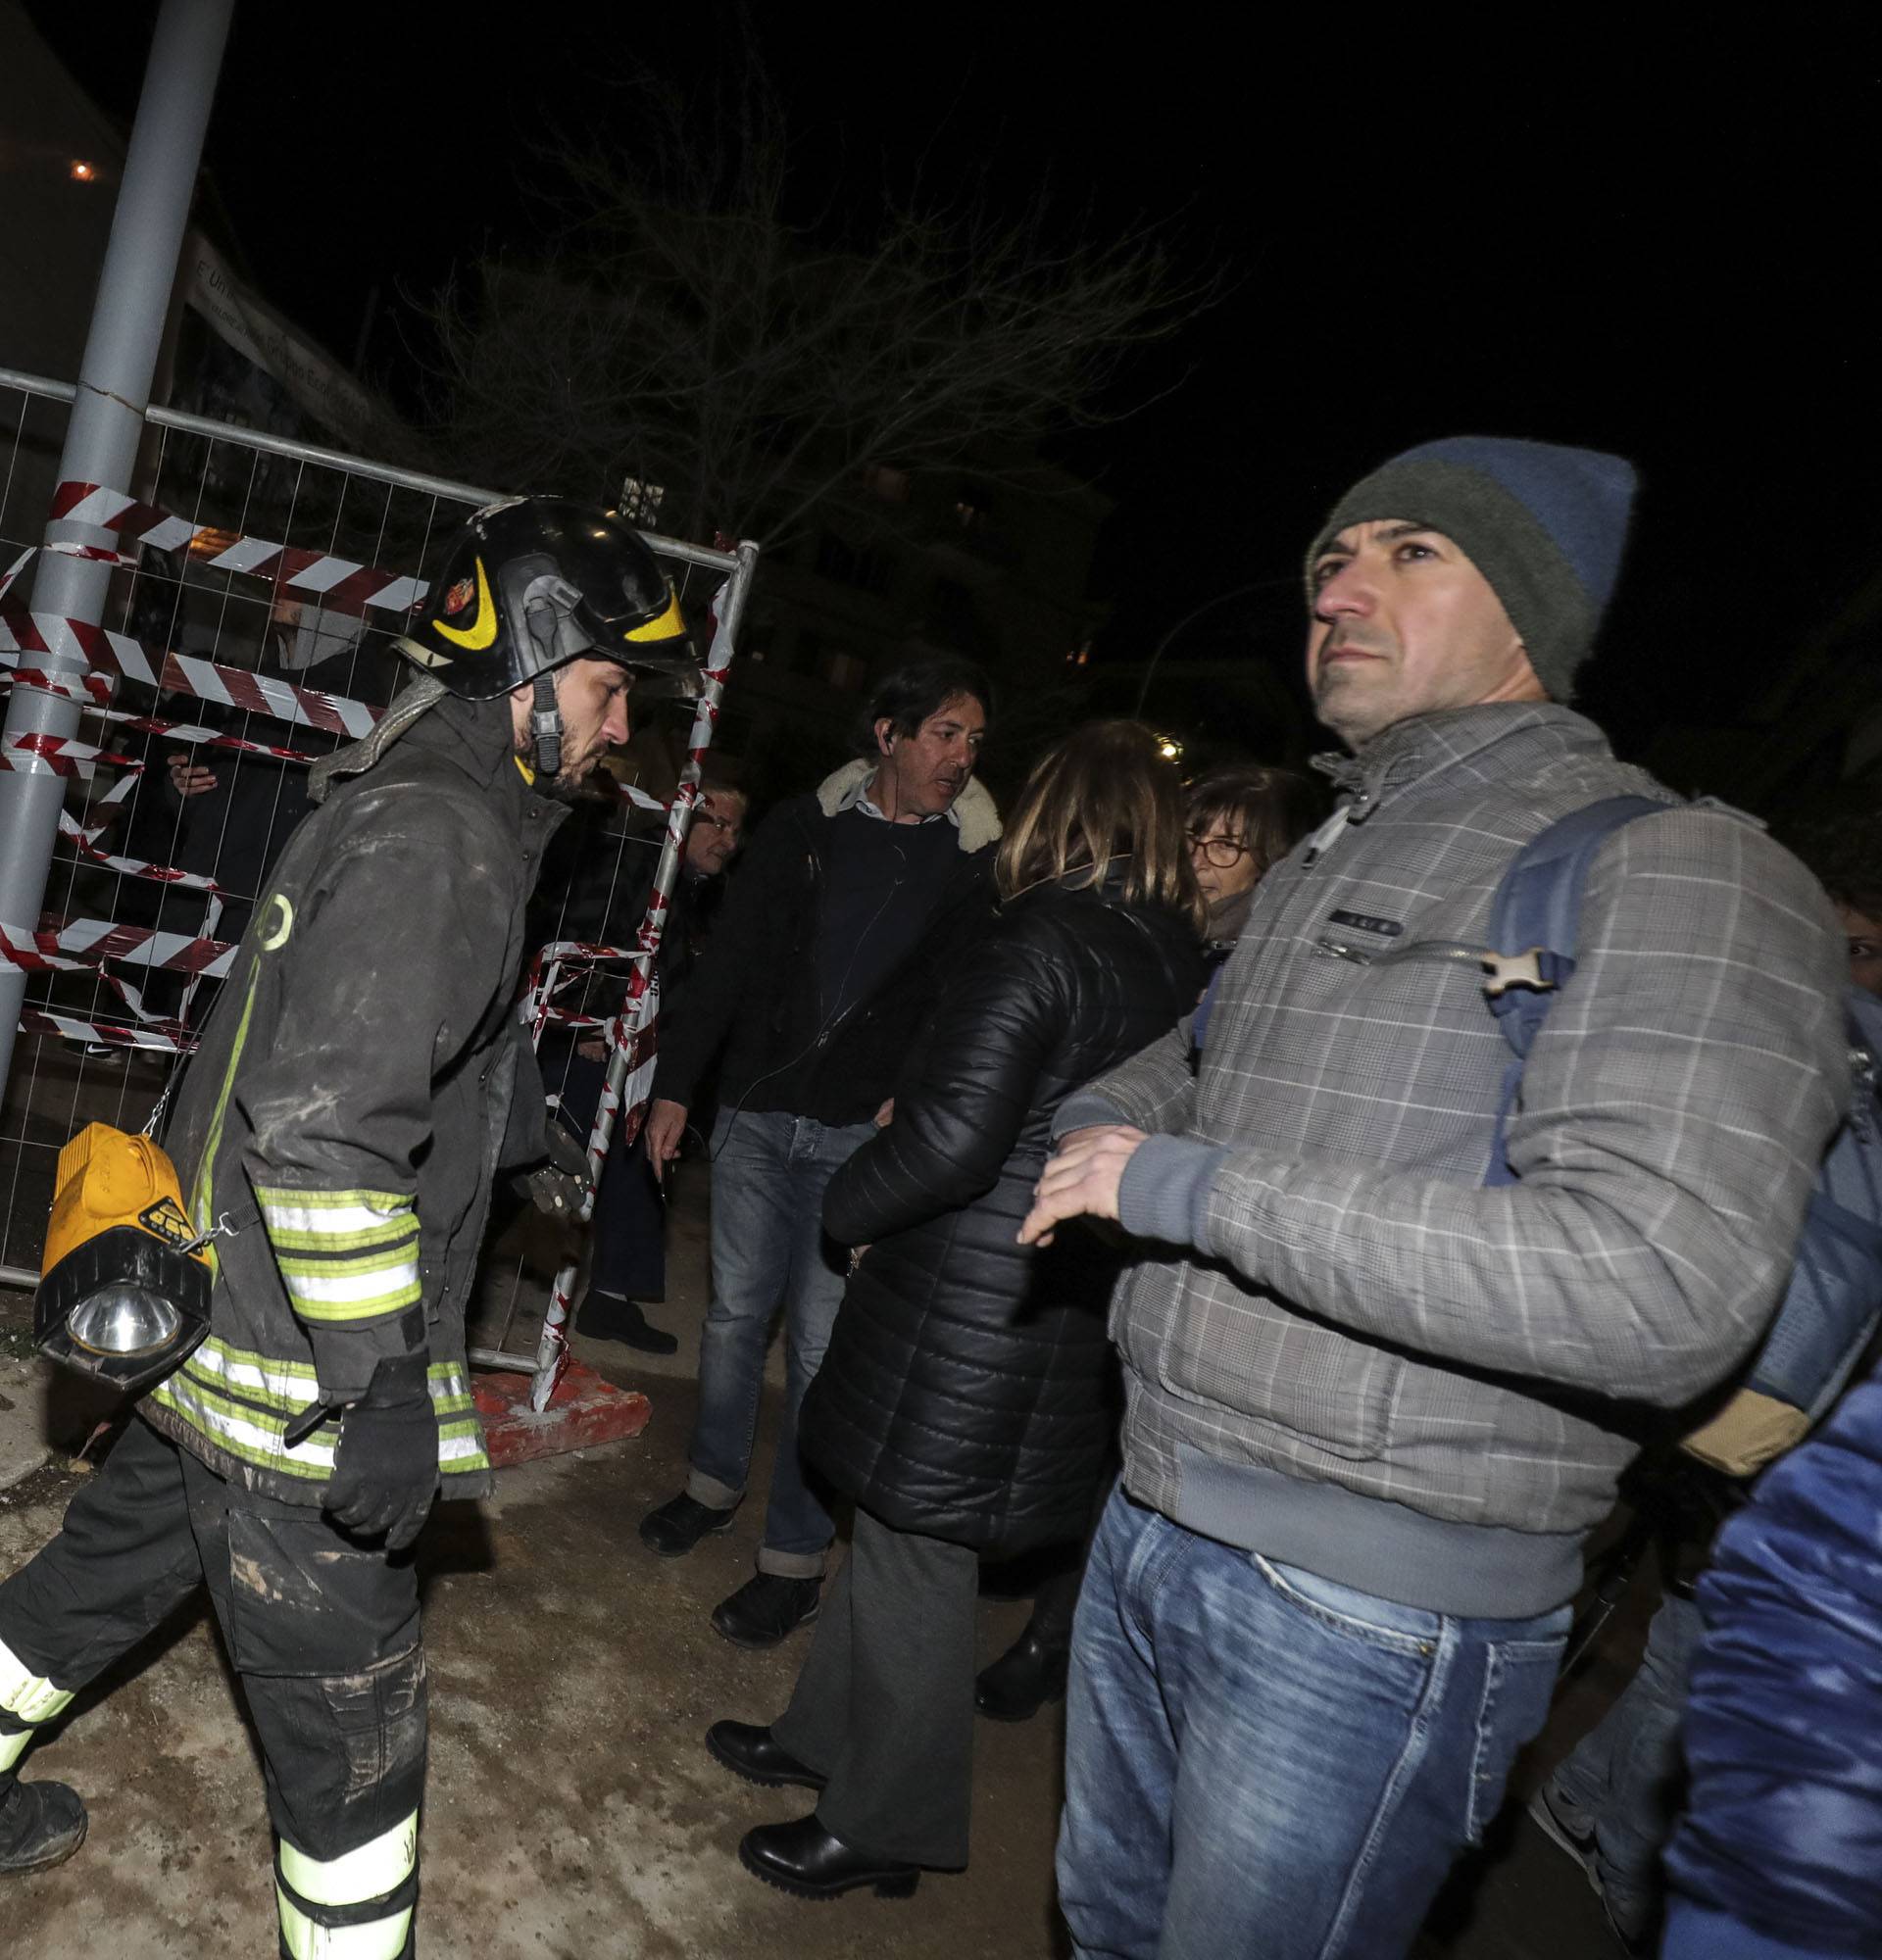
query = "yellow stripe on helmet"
(432, 558, 498, 651)
(622, 588, 685, 643)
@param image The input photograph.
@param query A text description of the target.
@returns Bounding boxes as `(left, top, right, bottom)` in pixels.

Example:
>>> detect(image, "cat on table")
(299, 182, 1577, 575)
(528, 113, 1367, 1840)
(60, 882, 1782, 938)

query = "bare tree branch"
(418, 55, 1215, 554)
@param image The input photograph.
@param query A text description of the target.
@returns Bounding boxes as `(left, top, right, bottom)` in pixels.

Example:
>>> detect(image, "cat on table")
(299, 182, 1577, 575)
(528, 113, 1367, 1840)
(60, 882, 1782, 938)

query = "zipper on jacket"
(1313, 935, 1488, 971)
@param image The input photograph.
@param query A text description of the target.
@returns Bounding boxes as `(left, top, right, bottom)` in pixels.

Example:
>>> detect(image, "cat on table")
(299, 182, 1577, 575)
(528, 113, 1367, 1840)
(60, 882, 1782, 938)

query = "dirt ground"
(0, 1150, 1647, 1958)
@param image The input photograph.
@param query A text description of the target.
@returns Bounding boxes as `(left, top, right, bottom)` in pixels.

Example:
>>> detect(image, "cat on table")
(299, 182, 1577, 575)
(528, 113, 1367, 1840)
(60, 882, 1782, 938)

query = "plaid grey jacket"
(1074, 704, 1847, 1612)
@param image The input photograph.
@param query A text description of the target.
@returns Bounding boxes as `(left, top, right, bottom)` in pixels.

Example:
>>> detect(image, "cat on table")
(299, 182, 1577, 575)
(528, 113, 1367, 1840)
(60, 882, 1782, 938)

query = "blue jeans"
(1057, 1484, 1570, 1960)
(1549, 1591, 1705, 1923)
(685, 1107, 876, 1578)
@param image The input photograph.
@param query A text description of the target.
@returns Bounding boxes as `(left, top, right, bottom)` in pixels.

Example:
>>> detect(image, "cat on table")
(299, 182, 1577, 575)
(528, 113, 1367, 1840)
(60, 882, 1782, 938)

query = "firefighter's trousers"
(0, 1414, 425, 1957)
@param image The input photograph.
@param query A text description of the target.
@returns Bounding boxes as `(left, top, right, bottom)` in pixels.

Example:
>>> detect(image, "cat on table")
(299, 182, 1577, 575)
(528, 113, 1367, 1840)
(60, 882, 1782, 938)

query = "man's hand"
(168, 752, 218, 797)
(645, 1098, 688, 1182)
(873, 1098, 894, 1129)
(1017, 1125, 1149, 1248)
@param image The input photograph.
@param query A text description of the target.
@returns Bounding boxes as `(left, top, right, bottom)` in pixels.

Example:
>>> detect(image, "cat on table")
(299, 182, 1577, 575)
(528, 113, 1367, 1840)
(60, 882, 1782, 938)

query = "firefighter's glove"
(520, 1124, 594, 1220)
(324, 1350, 439, 1551)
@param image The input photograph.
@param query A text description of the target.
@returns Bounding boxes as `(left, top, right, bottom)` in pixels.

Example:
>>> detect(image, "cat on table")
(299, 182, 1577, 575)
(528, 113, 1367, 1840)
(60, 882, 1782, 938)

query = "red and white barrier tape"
(0, 609, 380, 738)
(0, 662, 115, 707)
(0, 731, 137, 777)
(58, 809, 229, 894)
(85, 705, 322, 765)
(0, 539, 140, 604)
(0, 916, 235, 980)
(17, 1007, 189, 1054)
(50, 483, 428, 616)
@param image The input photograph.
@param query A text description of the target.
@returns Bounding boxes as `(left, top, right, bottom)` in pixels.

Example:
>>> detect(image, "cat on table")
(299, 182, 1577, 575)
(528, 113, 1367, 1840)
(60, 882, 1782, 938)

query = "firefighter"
(0, 498, 694, 1956)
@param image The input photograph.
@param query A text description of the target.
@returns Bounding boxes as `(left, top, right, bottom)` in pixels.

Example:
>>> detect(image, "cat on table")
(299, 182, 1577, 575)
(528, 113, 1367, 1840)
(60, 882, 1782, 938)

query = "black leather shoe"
(575, 1289, 678, 1356)
(705, 1720, 827, 1792)
(639, 1491, 737, 1558)
(711, 1573, 820, 1648)
(0, 1777, 88, 1876)
(738, 1814, 919, 1900)
(974, 1627, 1069, 1723)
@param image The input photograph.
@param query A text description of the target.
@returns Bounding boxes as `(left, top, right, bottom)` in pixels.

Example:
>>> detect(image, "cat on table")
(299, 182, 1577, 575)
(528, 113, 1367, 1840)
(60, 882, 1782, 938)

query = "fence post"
(526, 539, 763, 1411)
(0, 0, 233, 1099)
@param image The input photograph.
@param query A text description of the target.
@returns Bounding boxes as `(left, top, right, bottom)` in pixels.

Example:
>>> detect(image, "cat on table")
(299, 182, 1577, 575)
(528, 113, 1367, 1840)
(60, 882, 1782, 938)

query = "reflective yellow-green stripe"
(254, 1183, 421, 1326)
(276, 1811, 417, 1959)
(152, 1357, 489, 1479)
(179, 1333, 319, 1410)
(280, 1812, 417, 1906)
(276, 1244, 419, 1282)
(265, 1217, 418, 1254)
(0, 1634, 75, 1727)
(253, 1187, 414, 1215)
(177, 1336, 471, 1416)
(148, 1373, 335, 1479)
(285, 1282, 424, 1326)
(188, 954, 265, 1279)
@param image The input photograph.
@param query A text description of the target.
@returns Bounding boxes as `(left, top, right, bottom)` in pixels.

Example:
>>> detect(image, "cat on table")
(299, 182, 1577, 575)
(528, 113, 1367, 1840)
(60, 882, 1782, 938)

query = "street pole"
(0, 0, 234, 1099)
(1130, 576, 1294, 721)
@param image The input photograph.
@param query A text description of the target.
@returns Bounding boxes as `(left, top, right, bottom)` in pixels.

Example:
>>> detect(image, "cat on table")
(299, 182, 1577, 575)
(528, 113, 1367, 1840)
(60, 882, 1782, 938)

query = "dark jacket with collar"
(652, 760, 1001, 1127)
(803, 878, 1203, 1551)
(144, 691, 564, 1506)
(1062, 703, 1848, 1616)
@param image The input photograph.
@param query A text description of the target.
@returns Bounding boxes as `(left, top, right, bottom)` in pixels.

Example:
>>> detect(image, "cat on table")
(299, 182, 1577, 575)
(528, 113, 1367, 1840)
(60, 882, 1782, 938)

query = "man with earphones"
(638, 658, 1000, 1646)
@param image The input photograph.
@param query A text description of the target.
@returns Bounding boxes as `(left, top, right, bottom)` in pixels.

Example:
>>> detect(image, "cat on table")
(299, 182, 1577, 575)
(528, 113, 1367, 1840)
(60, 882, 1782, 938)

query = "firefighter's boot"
(0, 1772, 88, 1876)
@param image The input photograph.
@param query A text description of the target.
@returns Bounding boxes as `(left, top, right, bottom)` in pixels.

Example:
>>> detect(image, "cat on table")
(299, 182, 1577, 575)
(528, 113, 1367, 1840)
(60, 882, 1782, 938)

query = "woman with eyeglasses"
(705, 720, 1204, 1902)
(1185, 763, 1328, 963)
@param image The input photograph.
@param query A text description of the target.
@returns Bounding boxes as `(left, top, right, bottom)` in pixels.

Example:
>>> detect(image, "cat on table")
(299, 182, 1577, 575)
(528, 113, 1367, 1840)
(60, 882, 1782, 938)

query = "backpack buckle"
(1481, 949, 1556, 998)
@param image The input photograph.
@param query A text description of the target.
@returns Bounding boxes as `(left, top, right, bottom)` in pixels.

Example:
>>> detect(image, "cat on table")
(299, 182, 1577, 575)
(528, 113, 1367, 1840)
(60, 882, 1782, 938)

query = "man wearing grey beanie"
(1020, 436, 1849, 1958)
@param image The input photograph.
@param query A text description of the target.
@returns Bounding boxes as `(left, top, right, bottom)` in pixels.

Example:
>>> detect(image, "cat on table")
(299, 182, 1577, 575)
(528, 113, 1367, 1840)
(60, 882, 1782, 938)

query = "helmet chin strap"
(530, 671, 564, 777)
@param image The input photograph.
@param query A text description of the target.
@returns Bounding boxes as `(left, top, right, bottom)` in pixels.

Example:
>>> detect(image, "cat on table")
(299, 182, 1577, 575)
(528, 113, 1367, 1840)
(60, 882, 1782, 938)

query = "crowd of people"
(2, 438, 1880, 1960)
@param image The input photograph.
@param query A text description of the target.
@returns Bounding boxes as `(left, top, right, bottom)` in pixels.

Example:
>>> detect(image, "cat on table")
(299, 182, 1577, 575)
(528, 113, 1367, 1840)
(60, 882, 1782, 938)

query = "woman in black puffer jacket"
(711, 722, 1204, 1902)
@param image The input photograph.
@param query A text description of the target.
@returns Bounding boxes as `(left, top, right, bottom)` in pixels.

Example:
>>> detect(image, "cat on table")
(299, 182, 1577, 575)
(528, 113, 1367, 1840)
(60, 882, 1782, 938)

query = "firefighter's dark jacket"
(143, 690, 565, 1506)
(652, 761, 1002, 1126)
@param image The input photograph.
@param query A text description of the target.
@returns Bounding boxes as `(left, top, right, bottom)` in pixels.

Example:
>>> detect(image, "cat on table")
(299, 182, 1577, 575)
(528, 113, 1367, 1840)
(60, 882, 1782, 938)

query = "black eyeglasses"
(1186, 829, 1250, 869)
(693, 812, 737, 834)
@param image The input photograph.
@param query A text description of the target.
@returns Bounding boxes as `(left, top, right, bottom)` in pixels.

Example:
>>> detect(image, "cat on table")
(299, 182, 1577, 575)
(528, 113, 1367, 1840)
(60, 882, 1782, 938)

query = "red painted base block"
(473, 1358, 652, 1468)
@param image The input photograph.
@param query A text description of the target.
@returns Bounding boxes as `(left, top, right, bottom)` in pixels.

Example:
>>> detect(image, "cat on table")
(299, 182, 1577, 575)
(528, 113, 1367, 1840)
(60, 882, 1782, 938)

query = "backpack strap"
(1483, 795, 1669, 1187)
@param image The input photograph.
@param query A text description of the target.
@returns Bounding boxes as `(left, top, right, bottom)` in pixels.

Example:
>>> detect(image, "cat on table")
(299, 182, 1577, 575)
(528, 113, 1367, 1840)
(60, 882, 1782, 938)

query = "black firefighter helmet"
(401, 496, 697, 715)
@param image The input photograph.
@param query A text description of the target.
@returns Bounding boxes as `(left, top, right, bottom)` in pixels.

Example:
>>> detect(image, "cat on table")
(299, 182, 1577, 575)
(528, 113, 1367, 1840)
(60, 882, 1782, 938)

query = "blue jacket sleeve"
(1664, 1373, 1882, 1952)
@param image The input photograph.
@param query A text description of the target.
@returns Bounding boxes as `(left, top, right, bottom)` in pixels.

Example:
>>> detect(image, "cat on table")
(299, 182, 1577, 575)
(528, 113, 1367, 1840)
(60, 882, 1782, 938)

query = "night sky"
(27, 3, 1882, 768)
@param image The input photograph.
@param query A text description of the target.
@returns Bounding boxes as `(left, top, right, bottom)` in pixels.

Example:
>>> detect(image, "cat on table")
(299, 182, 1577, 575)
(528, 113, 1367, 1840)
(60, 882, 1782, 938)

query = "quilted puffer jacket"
(1662, 1367, 1882, 1959)
(803, 877, 1203, 1552)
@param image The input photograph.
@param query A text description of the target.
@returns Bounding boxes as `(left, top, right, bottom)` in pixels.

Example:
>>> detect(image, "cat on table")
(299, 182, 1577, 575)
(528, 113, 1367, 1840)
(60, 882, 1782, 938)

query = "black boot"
(705, 1720, 827, 1791)
(0, 1774, 88, 1877)
(739, 1814, 919, 1900)
(711, 1574, 820, 1648)
(974, 1618, 1069, 1723)
(639, 1491, 738, 1557)
(575, 1288, 678, 1356)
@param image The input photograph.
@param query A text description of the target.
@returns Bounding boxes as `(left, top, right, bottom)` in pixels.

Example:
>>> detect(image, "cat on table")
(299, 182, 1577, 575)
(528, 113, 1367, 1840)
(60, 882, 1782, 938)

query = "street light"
(1130, 574, 1297, 719)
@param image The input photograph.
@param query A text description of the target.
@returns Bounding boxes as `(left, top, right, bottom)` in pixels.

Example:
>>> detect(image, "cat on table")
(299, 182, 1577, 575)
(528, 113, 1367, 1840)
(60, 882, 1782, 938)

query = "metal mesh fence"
(0, 369, 752, 1379)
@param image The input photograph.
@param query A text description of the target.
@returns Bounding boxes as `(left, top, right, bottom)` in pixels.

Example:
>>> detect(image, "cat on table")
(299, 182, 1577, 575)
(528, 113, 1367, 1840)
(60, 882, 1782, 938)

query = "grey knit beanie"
(1304, 436, 1638, 700)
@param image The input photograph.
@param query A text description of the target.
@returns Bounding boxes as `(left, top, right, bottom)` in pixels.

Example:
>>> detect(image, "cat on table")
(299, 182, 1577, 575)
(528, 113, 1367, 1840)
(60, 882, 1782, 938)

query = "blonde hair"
(995, 721, 1205, 934)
